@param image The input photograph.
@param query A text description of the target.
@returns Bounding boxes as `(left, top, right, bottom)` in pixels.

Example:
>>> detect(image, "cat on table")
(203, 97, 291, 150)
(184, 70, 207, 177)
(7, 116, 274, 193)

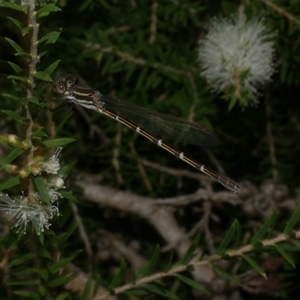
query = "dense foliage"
(0, 0, 299, 299)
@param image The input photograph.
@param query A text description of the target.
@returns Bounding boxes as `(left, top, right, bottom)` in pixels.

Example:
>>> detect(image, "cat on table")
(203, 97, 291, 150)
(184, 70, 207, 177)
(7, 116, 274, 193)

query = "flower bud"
(30, 164, 42, 175)
(19, 166, 31, 178)
(21, 140, 31, 149)
(7, 134, 21, 147)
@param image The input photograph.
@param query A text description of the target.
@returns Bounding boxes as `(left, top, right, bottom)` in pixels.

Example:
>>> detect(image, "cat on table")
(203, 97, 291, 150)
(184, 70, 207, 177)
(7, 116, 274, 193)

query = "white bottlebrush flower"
(39, 147, 62, 174)
(198, 9, 276, 104)
(34, 187, 63, 204)
(0, 192, 58, 234)
(33, 178, 64, 203)
(31, 203, 59, 232)
(47, 187, 63, 202)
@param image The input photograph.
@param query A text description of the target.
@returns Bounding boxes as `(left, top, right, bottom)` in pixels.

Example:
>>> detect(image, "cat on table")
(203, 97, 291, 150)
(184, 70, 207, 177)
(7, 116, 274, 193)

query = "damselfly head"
(64, 74, 77, 88)
(55, 74, 77, 95)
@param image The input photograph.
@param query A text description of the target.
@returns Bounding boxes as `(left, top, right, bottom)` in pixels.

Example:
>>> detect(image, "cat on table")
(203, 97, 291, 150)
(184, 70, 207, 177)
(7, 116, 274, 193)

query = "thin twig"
(129, 142, 153, 191)
(25, 0, 40, 195)
(260, 0, 300, 26)
(112, 124, 123, 184)
(71, 202, 94, 270)
(149, 1, 158, 44)
(265, 92, 278, 181)
(90, 229, 300, 299)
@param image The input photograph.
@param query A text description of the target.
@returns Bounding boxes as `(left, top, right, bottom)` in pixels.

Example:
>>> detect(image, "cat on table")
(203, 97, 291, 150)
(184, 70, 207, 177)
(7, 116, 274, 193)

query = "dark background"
(0, 0, 299, 299)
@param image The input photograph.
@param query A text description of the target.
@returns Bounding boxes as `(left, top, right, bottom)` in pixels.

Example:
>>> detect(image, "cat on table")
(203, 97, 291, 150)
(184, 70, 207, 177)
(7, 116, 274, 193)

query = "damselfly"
(55, 75, 243, 193)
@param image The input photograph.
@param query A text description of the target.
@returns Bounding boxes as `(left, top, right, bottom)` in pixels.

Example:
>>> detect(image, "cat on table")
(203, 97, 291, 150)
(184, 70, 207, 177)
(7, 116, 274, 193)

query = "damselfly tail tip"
(219, 177, 244, 194)
(233, 184, 245, 194)
(227, 179, 246, 194)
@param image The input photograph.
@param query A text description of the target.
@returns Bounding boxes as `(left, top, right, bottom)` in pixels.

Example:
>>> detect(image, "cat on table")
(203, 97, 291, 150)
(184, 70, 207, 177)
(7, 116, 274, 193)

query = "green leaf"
(136, 68, 148, 90)
(0, 135, 9, 147)
(59, 191, 78, 202)
(34, 71, 52, 82)
(241, 254, 266, 279)
(221, 0, 237, 14)
(81, 278, 93, 300)
(0, 2, 27, 11)
(8, 240, 19, 251)
(37, 4, 61, 18)
(12, 268, 37, 276)
(38, 232, 45, 246)
(143, 284, 180, 300)
(7, 75, 28, 83)
(124, 64, 136, 83)
(5, 37, 23, 53)
(3, 92, 25, 103)
(217, 219, 240, 255)
(274, 244, 295, 268)
(42, 138, 76, 147)
(7, 61, 23, 74)
(14, 291, 39, 297)
(6, 16, 22, 30)
(38, 268, 49, 280)
(47, 276, 74, 288)
(33, 176, 50, 205)
(48, 250, 81, 273)
(109, 258, 127, 289)
(91, 273, 101, 298)
(126, 288, 149, 297)
(28, 96, 43, 106)
(0, 177, 20, 190)
(8, 279, 38, 286)
(1, 110, 26, 124)
(233, 218, 241, 249)
(15, 51, 32, 59)
(59, 222, 78, 244)
(55, 113, 73, 135)
(138, 244, 160, 276)
(44, 60, 61, 75)
(39, 50, 48, 58)
(37, 247, 51, 259)
(58, 161, 76, 174)
(162, 251, 174, 272)
(38, 31, 61, 45)
(0, 148, 24, 170)
(9, 253, 34, 267)
(283, 203, 300, 234)
(228, 96, 238, 111)
(174, 274, 210, 295)
(212, 264, 240, 286)
(55, 292, 70, 300)
(39, 284, 46, 296)
(278, 244, 300, 252)
(250, 213, 275, 245)
(179, 233, 201, 265)
(21, 26, 32, 36)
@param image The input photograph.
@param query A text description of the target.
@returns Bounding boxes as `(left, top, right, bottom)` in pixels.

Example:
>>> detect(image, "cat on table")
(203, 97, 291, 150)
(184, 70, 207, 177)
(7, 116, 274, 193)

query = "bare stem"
(260, 0, 300, 26)
(93, 229, 300, 299)
(25, 0, 40, 195)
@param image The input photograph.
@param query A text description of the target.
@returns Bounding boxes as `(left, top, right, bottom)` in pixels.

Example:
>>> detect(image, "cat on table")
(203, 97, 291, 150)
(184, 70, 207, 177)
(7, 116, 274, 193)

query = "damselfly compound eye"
(56, 82, 66, 94)
(65, 74, 76, 88)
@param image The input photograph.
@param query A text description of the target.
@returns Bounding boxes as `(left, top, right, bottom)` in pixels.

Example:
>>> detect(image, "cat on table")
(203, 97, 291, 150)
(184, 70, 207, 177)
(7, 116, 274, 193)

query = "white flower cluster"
(198, 9, 276, 103)
(0, 193, 59, 234)
(38, 147, 62, 174)
(0, 148, 65, 235)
